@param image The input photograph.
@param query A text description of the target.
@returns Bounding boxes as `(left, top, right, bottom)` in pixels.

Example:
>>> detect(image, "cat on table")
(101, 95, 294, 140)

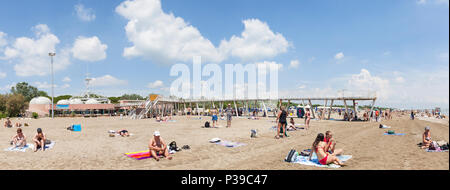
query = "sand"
(0, 115, 448, 170)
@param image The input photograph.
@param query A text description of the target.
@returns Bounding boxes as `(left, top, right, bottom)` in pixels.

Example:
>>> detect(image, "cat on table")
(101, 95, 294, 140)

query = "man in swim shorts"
(148, 131, 172, 161)
(33, 128, 46, 152)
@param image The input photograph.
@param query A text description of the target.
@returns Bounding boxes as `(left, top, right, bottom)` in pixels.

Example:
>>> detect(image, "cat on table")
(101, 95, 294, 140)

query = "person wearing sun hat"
(148, 130, 172, 161)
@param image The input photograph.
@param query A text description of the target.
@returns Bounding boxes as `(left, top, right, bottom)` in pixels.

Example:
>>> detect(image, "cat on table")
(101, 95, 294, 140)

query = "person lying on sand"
(33, 128, 47, 152)
(324, 131, 343, 155)
(421, 126, 432, 149)
(148, 131, 172, 161)
(117, 129, 130, 137)
(11, 128, 26, 147)
(309, 133, 345, 166)
(4, 117, 12, 128)
(15, 122, 22, 128)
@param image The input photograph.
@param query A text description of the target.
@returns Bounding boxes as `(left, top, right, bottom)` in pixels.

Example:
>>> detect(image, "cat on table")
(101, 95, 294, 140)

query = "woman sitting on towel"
(421, 126, 432, 149)
(33, 128, 47, 152)
(11, 128, 26, 147)
(287, 118, 297, 131)
(309, 133, 345, 166)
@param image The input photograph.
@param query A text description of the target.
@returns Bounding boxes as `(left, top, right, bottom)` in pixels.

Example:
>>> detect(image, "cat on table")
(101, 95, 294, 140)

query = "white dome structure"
(85, 99, 100, 104)
(30, 97, 52, 105)
(69, 99, 84, 105)
(57, 99, 70, 105)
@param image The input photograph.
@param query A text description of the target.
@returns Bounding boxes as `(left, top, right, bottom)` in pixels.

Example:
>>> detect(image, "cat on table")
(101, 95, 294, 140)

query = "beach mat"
(293, 153, 352, 168)
(383, 133, 405, 136)
(4, 143, 34, 152)
(125, 150, 174, 160)
(426, 149, 449, 152)
(45, 141, 56, 149)
(215, 140, 246, 148)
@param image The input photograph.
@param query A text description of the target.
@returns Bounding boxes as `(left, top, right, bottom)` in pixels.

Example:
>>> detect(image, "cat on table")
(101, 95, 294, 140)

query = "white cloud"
(147, 80, 164, 89)
(289, 60, 300, 68)
(334, 52, 344, 60)
(62, 77, 71, 82)
(0, 72, 6, 79)
(0, 31, 7, 47)
(90, 75, 128, 87)
(72, 36, 107, 62)
(115, 0, 290, 64)
(34, 81, 56, 89)
(218, 19, 290, 61)
(347, 69, 390, 99)
(116, 0, 223, 64)
(0, 24, 72, 77)
(75, 4, 96, 22)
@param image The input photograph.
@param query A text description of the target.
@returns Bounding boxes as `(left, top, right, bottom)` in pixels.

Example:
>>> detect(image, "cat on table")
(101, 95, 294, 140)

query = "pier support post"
(328, 100, 334, 120)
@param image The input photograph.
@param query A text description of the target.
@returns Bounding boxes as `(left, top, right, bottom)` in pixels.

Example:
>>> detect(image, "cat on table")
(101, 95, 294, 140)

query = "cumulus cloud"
(347, 69, 390, 99)
(218, 19, 290, 61)
(90, 75, 128, 87)
(116, 0, 223, 64)
(115, 0, 290, 64)
(334, 52, 344, 60)
(0, 24, 72, 77)
(72, 36, 107, 62)
(75, 4, 96, 22)
(289, 60, 300, 68)
(148, 80, 164, 89)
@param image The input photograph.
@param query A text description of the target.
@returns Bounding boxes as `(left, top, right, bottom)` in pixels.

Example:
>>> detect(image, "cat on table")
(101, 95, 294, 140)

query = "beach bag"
(387, 130, 395, 134)
(285, 149, 298, 163)
(251, 129, 257, 138)
(204, 121, 210, 128)
(169, 141, 181, 152)
(300, 150, 311, 157)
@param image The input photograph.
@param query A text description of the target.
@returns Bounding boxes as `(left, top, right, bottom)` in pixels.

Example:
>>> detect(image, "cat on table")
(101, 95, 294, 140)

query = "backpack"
(285, 149, 298, 163)
(205, 121, 210, 128)
(169, 141, 180, 152)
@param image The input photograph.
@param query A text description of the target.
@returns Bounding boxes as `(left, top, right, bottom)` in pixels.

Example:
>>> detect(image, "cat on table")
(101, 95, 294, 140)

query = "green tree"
(108, 97, 120, 104)
(0, 94, 7, 112)
(6, 94, 27, 117)
(11, 82, 48, 102)
(120, 94, 145, 100)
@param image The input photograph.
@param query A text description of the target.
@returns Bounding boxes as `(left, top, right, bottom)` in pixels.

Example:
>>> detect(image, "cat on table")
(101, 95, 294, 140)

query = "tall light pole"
(49, 52, 56, 119)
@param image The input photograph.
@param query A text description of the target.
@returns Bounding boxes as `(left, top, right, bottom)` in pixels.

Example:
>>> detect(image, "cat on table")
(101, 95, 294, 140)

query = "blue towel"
(383, 133, 405, 136)
(293, 153, 352, 168)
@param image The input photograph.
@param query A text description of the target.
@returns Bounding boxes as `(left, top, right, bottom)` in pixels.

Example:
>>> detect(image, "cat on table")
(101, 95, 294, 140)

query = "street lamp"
(49, 52, 56, 119)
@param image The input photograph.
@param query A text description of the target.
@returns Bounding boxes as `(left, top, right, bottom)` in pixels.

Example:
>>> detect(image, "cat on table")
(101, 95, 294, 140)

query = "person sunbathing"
(324, 131, 343, 155)
(4, 117, 12, 128)
(11, 128, 27, 147)
(309, 133, 345, 166)
(117, 129, 130, 137)
(148, 131, 172, 161)
(421, 126, 432, 149)
(15, 122, 22, 128)
(287, 118, 297, 131)
(33, 128, 47, 152)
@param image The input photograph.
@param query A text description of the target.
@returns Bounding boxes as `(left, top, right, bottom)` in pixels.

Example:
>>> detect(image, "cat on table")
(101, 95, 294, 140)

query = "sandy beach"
(0, 115, 448, 170)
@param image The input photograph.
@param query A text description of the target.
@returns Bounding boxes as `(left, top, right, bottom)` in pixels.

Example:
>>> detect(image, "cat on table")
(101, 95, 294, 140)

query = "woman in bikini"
(309, 133, 344, 166)
(11, 128, 27, 147)
(305, 107, 311, 130)
(421, 126, 432, 149)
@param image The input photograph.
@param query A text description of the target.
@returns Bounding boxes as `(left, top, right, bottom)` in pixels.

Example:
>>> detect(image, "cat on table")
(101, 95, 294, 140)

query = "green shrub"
(32, 112, 39, 119)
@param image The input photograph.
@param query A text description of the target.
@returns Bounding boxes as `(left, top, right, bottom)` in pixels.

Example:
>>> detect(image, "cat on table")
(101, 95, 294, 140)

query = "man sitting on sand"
(324, 131, 343, 155)
(33, 128, 47, 152)
(11, 128, 27, 147)
(421, 126, 432, 149)
(4, 117, 12, 128)
(148, 131, 172, 161)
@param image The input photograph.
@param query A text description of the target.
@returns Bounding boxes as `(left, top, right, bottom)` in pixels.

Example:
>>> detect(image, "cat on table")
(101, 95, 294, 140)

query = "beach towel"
(4, 144, 34, 152)
(270, 126, 304, 131)
(293, 153, 352, 168)
(125, 150, 175, 160)
(383, 133, 405, 136)
(44, 141, 56, 149)
(215, 140, 246, 148)
(425, 149, 449, 152)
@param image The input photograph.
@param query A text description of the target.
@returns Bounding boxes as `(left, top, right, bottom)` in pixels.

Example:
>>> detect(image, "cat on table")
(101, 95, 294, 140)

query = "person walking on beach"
(411, 111, 415, 120)
(33, 128, 47, 152)
(148, 131, 172, 161)
(305, 107, 311, 130)
(276, 106, 288, 139)
(309, 133, 345, 166)
(225, 104, 233, 128)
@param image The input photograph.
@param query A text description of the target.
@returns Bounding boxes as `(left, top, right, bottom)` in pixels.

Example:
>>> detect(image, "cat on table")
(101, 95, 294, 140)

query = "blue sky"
(0, 0, 448, 109)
